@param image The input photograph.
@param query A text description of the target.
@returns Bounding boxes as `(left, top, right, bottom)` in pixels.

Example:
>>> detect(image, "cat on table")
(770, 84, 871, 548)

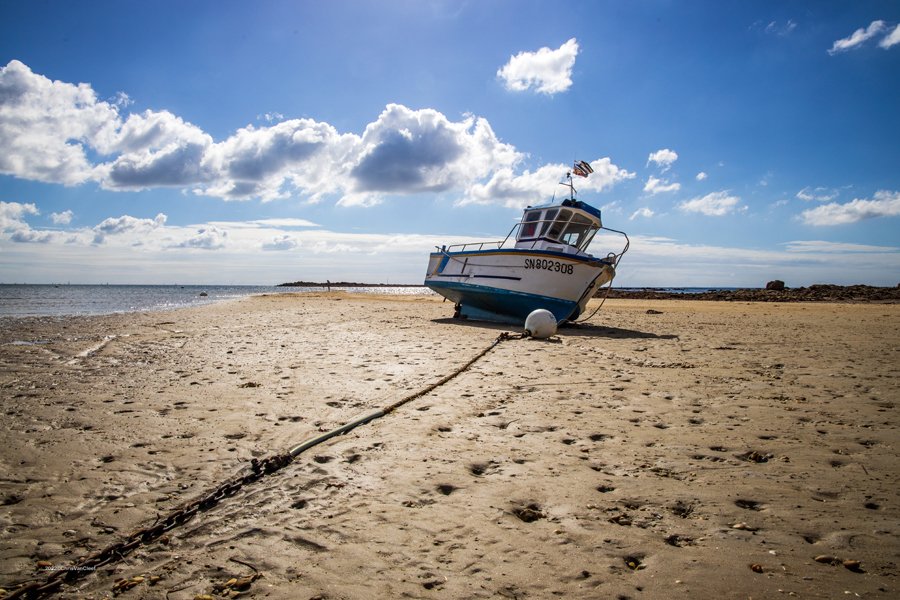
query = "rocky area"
(604, 284, 900, 303)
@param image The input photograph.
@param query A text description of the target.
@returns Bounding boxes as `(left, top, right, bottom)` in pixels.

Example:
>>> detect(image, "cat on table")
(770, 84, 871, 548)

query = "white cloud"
(796, 186, 839, 202)
(0, 60, 119, 185)
(630, 207, 654, 220)
(678, 191, 742, 216)
(799, 190, 900, 226)
(1, 61, 532, 207)
(5, 206, 900, 286)
(828, 20, 886, 54)
(102, 109, 210, 155)
(647, 148, 678, 171)
(93, 213, 166, 244)
(0, 200, 39, 230)
(764, 20, 797, 36)
(880, 24, 900, 49)
(258, 112, 285, 123)
(348, 104, 521, 203)
(200, 118, 349, 201)
(262, 234, 300, 251)
(50, 210, 73, 225)
(175, 226, 228, 250)
(250, 218, 318, 228)
(784, 240, 899, 253)
(111, 92, 133, 108)
(497, 38, 579, 95)
(0, 201, 70, 244)
(9, 228, 55, 243)
(695, 171, 707, 181)
(643, 175, 680, 195)
(460, 158, 634, 208)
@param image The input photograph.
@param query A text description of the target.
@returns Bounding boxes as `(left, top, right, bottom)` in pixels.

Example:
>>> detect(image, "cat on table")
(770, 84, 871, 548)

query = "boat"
(425, 161, 629, 324)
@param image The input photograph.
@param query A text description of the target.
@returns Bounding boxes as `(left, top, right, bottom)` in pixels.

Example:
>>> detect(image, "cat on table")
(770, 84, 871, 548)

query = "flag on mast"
(572, 160, 593, 177)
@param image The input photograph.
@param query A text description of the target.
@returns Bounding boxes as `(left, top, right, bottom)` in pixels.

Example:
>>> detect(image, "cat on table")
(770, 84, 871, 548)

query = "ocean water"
(0, 284, 431, 318)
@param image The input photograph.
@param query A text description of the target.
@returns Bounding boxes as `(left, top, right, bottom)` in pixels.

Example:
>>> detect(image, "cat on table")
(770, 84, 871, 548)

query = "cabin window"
(560, 214, 598, 250)
(546, 209, 572, 240)
(537, 209, 558, 237)
(519, 210, 542, 239)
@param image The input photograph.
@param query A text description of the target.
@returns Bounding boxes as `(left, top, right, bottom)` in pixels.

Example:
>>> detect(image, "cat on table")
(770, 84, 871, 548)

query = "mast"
(562, 170, 577, 199)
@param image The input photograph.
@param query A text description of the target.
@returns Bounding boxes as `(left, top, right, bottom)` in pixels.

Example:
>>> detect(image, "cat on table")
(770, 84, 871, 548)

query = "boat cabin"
(514, 199, 603, 256)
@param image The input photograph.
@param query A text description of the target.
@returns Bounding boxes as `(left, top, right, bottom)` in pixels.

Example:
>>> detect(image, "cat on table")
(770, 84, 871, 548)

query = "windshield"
(559, 214, 598, 251)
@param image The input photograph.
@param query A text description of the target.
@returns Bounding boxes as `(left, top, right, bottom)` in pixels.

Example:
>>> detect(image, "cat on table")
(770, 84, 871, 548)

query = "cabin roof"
(525, 198, 603, 222)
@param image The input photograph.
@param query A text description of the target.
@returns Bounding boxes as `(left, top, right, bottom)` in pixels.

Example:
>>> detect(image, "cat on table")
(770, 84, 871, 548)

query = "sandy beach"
(0, 292, 897, 599)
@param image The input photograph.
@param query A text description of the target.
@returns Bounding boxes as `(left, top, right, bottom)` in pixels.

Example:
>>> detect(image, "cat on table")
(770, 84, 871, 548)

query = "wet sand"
(0, 293, 897, 599)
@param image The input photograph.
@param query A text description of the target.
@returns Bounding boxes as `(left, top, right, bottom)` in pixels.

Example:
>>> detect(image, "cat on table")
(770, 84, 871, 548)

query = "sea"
(0, 284, 739, 319)
(0, 284, 432, 318)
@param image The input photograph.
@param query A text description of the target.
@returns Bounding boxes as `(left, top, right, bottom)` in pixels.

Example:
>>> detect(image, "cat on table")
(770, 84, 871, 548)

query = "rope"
(5, 332, 520, 599)
(574, 278, 615, 323)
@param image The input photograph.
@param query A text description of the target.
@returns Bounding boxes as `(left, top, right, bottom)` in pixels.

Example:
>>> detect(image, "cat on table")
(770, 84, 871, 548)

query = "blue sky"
(1, 0, 899, 286)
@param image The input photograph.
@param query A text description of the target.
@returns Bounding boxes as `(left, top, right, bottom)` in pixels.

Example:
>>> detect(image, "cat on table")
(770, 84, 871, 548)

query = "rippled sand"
(1, 293, 897, 599)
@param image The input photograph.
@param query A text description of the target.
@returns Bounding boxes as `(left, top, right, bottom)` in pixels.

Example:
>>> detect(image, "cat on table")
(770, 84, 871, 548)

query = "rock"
(843, 559, 863, 572)
(765, 280, 785, 291)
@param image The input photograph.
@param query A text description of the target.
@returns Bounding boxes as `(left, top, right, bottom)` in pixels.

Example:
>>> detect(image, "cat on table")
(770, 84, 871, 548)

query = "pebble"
(842, 559, 863, 572)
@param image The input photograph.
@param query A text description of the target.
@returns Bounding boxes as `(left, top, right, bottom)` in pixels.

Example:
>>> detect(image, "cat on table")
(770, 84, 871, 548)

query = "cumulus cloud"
(175, 226, 228, 250)
(262, 234, 300, 251)
(647, 148, 678, 171)
(93, 212, 166, 244)
(201, 118, 352, 201)
(50, 210, 73, 225)
(796, 186, 839, 202)
(0, 200, 39, 230)
(1, 60, 629, 209)
(799, 190, 900, 226)
(643, 175, 680, 195)
(341, 104, 522, 206)
(0, 201, 66, 244)
(630, 207, 654, 220)
(880, 24, 900, 49)
(828, 20, 886, 54)
(695, 171, 707, 181)
(678, 191, 743, 216)
(460, 158, 634, 208)
(0, 60, 119, 185)
(497, 38, 579, 95)
(10, 228, 54, 243)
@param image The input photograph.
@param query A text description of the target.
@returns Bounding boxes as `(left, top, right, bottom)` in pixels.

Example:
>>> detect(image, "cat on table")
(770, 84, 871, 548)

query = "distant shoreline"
(277, 281, 900, 302)
(277, 281, 425, 288)
(602, 284, 900, 303)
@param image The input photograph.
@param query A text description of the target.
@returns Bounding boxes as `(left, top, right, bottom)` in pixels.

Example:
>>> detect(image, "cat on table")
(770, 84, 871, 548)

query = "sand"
(0, 293, 897, 599)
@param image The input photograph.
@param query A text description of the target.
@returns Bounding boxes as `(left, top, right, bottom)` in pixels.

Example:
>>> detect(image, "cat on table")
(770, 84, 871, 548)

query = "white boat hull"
(425, 249, 614, 323)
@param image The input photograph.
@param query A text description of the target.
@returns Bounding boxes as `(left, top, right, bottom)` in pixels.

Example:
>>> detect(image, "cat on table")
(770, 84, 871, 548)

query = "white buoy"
(524, 309, 557, 339)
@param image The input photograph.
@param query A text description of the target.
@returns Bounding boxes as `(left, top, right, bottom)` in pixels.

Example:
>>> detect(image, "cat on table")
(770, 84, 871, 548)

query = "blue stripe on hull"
(426, 280, 579, 324)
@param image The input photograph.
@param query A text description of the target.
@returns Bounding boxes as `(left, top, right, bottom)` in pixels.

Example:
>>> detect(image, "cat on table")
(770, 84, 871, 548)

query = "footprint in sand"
(735, 499, 763, 511)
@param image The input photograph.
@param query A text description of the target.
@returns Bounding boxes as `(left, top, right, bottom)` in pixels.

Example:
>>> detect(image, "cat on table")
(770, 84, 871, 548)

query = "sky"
(1, 0, 899, 287)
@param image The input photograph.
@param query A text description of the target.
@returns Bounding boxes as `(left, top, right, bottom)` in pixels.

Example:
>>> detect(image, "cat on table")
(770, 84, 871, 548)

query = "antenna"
(560, 170, 576, 199)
